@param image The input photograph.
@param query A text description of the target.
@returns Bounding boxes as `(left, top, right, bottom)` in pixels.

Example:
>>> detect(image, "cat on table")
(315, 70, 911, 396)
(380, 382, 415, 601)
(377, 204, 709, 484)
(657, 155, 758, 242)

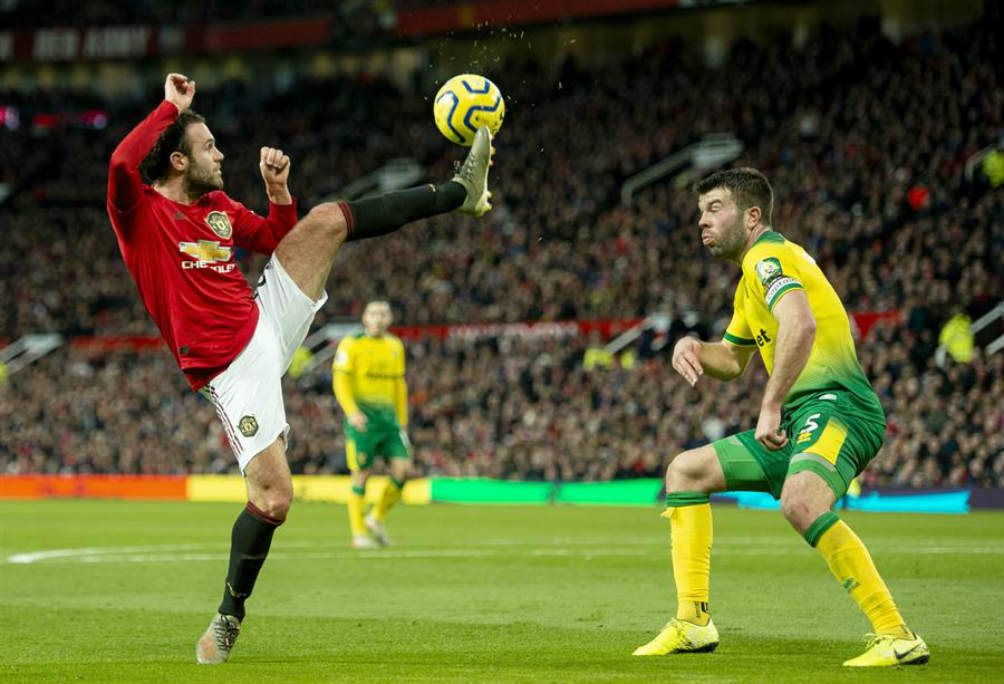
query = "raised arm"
(230, 147, 297, 254)
(107, 74, 194, 213)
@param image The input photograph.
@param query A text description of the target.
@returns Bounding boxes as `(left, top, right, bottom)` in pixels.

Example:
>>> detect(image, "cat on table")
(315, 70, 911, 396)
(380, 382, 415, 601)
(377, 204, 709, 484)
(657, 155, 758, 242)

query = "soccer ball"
(433, 74, 505, 146)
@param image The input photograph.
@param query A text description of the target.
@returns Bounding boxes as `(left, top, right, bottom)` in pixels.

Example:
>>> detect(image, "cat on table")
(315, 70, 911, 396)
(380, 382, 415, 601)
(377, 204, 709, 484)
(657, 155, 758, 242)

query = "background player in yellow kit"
(333, 301, 411, 549)
(633, 168, 928, 667)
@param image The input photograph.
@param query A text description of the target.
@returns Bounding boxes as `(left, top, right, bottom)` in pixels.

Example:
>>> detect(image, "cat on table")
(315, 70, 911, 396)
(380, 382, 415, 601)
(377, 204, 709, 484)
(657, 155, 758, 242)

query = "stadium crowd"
(1, 22, 1001, 488)
(0, 0, 424, 31)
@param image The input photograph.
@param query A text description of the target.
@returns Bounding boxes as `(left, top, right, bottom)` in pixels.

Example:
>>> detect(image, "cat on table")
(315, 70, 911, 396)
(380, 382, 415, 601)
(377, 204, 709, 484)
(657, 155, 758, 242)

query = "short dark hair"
(696, 167, 774, 226)
(139, 110, 206, 183)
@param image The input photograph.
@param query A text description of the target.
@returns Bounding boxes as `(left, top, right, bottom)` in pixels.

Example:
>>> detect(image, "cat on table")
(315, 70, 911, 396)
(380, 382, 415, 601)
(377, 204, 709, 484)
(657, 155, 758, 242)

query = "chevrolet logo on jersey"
(178, 240, 235, 273)
(179, 240, 231, 262)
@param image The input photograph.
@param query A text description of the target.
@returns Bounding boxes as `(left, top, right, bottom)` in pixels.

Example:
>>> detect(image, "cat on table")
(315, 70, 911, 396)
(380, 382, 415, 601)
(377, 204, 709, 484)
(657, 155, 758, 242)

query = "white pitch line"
(5, 542, 219, 564)
(3, 543, 1000, 565)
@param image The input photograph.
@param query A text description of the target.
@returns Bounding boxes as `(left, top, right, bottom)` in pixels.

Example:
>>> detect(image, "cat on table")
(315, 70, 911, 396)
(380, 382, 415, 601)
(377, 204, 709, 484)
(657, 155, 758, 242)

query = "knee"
(780, 493, 816, 532)
(304, 202, 348, 245)
(665, 454, 692, 492)
(255, 480, 294, 521)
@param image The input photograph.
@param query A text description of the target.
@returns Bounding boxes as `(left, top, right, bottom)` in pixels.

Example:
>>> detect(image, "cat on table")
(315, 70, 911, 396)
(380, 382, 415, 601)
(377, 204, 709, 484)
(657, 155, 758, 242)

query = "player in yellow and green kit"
(333, 300, 411, 549)
(633, 169, 928, 667)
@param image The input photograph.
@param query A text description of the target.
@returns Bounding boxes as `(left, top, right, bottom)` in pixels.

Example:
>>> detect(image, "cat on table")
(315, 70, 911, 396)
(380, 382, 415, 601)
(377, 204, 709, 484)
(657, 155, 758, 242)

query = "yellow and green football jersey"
(332, 331, 407, 428)
(723, 231, 879, 410)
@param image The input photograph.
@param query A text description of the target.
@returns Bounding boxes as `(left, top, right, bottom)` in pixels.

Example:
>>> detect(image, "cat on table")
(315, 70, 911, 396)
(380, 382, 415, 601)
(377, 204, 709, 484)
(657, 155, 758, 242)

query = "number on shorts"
(799, 413, 822, 436)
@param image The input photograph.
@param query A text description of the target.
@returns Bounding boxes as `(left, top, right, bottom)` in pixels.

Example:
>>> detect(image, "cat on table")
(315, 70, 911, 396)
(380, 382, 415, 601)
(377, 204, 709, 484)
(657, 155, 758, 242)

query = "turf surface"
(1, 501, 1001, 683)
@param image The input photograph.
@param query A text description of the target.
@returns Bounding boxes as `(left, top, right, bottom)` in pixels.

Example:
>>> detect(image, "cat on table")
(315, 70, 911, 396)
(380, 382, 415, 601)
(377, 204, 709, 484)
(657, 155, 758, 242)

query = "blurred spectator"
(3, 330, 1001, 488)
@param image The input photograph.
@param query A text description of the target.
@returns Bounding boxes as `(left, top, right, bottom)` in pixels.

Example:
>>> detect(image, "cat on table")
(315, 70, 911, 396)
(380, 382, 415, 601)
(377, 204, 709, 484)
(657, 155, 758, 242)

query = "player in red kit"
(107, 74, 494, 664)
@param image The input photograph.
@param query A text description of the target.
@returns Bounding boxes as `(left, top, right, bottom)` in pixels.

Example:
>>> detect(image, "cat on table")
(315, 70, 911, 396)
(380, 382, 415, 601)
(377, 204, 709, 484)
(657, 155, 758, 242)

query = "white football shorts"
(200, 253, 327, 472)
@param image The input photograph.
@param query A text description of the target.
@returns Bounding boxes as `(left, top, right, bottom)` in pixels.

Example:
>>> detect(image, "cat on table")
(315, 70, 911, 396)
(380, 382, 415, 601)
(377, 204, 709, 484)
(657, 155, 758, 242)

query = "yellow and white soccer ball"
(433, 74, 505, 146)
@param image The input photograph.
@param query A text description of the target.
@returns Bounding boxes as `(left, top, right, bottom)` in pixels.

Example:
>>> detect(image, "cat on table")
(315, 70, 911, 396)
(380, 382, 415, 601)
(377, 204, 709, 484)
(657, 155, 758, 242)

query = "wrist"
(760, 398, 782, 412)
(678, 335, 701, 351)
(267, 185, 292, 204)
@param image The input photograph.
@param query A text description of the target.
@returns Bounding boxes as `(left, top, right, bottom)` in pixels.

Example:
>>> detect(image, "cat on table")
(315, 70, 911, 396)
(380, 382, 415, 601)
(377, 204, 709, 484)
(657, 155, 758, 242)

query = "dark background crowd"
(1, 18, 1002, 488)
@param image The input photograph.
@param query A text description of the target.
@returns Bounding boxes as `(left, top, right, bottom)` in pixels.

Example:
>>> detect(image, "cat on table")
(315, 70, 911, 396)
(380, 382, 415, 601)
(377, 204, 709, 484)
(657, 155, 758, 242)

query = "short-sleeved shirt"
(723, 231, 881, 413)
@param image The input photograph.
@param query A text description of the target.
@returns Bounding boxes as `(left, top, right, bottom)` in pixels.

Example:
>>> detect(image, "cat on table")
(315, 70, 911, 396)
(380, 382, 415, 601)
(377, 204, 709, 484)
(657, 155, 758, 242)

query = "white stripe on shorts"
(208, 385, 243, 459)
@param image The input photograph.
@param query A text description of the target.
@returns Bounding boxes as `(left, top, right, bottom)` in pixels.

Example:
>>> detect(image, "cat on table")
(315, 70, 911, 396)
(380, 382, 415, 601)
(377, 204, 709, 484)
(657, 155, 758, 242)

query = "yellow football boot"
(632, 618, 719, 656)
(843, 632, 929, 667)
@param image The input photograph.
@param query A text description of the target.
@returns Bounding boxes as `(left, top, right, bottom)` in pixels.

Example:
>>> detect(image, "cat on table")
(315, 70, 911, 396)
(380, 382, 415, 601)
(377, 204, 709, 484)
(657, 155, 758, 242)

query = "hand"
(164, 74, 195, 113)
(755, 404, 789, 451)
(259, 146, 291, 188)
(348, 412, 368, 433)
(671, 336, 703, 387)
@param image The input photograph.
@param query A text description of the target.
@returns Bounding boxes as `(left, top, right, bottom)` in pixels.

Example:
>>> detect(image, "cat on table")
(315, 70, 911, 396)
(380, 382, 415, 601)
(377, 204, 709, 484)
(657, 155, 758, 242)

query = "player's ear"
(746, 205, 761, 230)
(169, 150, 188, 173)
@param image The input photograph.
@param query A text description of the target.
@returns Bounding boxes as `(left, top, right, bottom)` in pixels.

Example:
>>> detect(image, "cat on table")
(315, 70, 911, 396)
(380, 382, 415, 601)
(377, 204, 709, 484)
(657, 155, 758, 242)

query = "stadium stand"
(1, 21, 1001, 487)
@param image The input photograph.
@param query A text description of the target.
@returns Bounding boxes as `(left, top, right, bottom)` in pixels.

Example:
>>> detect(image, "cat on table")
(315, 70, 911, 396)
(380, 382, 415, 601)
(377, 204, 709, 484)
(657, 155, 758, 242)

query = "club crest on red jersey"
(205, 210, 232, 239)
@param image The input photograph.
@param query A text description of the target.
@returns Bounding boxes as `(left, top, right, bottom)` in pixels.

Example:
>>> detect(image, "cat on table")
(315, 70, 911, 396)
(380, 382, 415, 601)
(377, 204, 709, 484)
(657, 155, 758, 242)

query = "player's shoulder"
(205, 191, 241, 209)
(337, 329, 364, 347)
(743, 230, 791, 260)
(134, 184, 166, 205)
(742, 231, 801, 280)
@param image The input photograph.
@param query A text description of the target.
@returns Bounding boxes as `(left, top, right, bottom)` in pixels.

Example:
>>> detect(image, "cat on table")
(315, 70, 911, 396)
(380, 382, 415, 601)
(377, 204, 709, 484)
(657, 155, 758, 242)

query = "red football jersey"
(107, 101, 298, 390)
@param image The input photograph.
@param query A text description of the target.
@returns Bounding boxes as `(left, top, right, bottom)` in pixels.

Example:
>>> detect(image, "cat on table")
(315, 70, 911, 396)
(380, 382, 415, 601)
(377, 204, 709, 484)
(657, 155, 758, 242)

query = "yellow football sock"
(373, 477, 404, 521)
(662, 494, 712, 626)
(811, 515, 910, 638)
(348, 484, 366, 536)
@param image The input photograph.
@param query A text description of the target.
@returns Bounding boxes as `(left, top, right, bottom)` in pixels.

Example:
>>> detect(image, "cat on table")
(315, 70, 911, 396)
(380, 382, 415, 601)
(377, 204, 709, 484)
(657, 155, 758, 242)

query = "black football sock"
(339, 181, 466, 242)
(218, 502, 284, 621)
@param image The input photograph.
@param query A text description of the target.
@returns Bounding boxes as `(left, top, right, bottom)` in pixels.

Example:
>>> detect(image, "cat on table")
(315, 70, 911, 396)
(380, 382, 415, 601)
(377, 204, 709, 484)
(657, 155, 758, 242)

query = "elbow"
(109, 145, 130, 170)
(108, 152, 133, 181)
(724, 364, 745, 382)
(799, 316, 817, 346)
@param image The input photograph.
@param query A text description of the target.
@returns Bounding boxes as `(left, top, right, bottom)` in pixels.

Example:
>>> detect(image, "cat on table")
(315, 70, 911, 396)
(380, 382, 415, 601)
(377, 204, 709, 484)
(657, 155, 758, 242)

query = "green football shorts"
(345, 423, 412, 471)
(712, 390, 886, 499)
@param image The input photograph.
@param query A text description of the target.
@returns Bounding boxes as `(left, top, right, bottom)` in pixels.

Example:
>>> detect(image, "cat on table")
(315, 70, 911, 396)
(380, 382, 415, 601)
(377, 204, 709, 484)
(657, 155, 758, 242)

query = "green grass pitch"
(1, 500, 1001, 683)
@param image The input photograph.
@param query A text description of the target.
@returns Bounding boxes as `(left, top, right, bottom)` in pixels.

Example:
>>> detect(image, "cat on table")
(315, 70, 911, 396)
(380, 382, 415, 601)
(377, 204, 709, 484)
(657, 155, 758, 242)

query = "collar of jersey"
(752, 230, 785, 246)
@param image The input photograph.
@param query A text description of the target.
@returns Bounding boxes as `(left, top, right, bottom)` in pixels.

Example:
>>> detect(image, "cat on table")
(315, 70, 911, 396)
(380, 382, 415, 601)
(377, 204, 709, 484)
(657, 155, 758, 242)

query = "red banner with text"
(66, 311, 900, 351)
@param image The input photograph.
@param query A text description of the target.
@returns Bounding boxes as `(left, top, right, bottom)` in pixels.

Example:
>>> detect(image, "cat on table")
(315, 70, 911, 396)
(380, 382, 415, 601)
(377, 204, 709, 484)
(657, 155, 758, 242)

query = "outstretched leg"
(274, 126, 493, 302)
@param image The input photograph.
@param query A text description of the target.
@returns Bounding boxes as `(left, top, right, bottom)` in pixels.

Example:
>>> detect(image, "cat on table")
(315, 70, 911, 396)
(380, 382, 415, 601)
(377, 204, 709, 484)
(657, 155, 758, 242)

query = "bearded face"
(180, 122, 224, 196)
(697, 188, 749, 261)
